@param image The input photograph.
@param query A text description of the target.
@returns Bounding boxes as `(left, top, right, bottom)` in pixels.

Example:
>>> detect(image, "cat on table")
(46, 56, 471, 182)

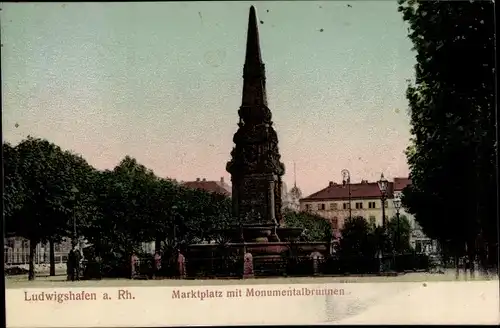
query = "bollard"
(243, 253, 254, 278)
(177, 253, 186, 279)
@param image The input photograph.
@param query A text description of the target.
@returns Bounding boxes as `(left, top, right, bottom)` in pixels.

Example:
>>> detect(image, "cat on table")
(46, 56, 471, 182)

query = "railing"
(4, 249, 69, 266)
(186, 257, 244, 279)
(67, 253, 433, 280)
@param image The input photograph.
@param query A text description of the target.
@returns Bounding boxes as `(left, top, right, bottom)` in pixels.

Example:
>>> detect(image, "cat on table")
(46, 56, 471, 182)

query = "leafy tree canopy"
(4, 137, 94, 244)
(282, 209, 332, 242)
(398, 0, 496, 261)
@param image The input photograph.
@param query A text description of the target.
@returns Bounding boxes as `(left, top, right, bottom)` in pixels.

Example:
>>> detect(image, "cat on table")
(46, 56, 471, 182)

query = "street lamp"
(172, 205, 178, 247)
(70, 186, 80, 248)
(393, 196, 402, 255)
(377, 173, 389, 272)
(377, 173, 389, 227)
(341, 169, 352, 220)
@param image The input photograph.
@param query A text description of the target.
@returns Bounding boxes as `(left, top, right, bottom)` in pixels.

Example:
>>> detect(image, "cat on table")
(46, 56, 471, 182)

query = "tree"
(146, 178, 180, 252)
(282, 209, 333, 242)
(336, 216, 377, 258)
(80, 155, 238, 272)
(4, 137, 94, 280)
(398, 0, 496, 273)
(84, 157, 160, 258)
(3, 142, 26, 227)
(172, 187, 236, 246)
(387, 215, 412, 253)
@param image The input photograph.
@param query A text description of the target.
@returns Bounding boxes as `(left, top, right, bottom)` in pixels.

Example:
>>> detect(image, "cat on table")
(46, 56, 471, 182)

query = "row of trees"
(336, 215, 413, 259)
(398, 0, 497, 273)
(3, 137, 333, 280)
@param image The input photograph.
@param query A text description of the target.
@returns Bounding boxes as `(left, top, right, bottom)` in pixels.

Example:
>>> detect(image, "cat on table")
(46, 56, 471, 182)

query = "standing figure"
(130, 253, 139, 279)
(73, 245, 82, 281)
(67, 244, 81, 281)
(153, 251, 162, 279)
(177, 250, 186, 279)
(67, 249, 75, 281)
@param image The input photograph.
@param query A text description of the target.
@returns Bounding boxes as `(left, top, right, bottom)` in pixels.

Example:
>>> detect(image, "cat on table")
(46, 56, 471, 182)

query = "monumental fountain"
(186, 6, 329, 278)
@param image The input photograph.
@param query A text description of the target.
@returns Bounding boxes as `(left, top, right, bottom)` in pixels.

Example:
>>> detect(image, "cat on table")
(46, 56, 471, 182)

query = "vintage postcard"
(2, 1, 498, 326)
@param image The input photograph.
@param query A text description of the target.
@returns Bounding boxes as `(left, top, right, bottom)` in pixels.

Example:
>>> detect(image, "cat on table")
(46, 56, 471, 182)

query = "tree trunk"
(477, 238, 487, 276)
(28, 238, 37, 281)
(467, 241, 475, 279)
(462, 241, 468, 275)
(155, 236, 162, 253)
(49, 239, 56, 276)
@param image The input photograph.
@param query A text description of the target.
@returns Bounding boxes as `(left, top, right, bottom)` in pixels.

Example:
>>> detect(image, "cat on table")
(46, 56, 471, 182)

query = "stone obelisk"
(226, 6, 285, 225)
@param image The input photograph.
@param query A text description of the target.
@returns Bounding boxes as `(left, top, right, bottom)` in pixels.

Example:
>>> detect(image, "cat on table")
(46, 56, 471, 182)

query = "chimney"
(196, 178, 200, 182)
(202, 178, 206, 182)
(329, 181, 334, 187)
(220, 177, 224, 184)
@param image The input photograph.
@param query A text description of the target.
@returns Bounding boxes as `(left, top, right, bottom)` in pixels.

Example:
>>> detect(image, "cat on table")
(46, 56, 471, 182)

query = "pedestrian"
(153, 251, 162, 279)
(131, 253, 139, 279)
(67, 249, 75, 281)
(177, 249, 186, 279)
(73, 245, 82, 281)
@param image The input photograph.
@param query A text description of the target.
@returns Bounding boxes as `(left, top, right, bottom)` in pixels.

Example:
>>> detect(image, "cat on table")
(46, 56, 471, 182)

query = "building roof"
(393, 177, 411, 191)
(182, 178, 231, 196)
(301, 181, 394, 202)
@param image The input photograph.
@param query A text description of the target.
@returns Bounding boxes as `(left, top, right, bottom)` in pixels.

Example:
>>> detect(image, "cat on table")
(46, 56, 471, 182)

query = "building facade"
(300, 179, 397, 237)
(299, 177, 435, 253)
(393, 178, 435, 253)
(4, 237, 73, 265)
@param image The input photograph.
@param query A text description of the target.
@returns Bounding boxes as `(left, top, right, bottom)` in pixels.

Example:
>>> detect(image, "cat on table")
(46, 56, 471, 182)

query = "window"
(369, 216, 376, 226)
(317, 203, 326, 211)
(342, 203, 350, 210)
(305, 204, 312, 211)
(368, 201, 376, 209)
(355, 202, 363, 209)
(330, 203, 338, 210)
(332, 217, 339, 229)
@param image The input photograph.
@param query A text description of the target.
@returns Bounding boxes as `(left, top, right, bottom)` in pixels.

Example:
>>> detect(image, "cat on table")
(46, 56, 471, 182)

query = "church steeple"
(241, 5, 268, 109)
(293, 161, 297, 188)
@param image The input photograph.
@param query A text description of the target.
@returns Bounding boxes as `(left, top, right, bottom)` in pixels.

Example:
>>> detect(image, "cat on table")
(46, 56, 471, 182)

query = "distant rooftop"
(393, 177, 411, 191)
(300, 178, 411, 201)
(182, 177, 231, 196)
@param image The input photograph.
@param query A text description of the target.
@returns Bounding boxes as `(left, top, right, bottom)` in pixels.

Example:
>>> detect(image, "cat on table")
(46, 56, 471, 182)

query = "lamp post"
(377, 173, 388, 227)
(393, 196, 402, 255)
(70, 186, 80, 248)
(172, 205, 178, 247)
(341, 169, 352, 220)
(377, 173, 389, 271)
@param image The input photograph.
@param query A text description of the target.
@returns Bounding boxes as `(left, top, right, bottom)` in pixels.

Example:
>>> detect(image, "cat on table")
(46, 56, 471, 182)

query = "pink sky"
(2, 2, 414, 196)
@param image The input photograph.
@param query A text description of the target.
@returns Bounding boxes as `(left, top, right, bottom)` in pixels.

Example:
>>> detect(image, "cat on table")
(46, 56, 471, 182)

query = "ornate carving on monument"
(274, 179, 284, 225)
(226, 6, 284, 225)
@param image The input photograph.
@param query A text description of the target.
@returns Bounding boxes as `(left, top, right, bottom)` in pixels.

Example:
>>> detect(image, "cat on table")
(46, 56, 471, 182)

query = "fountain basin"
(291, 242, 329, 254)
(214, 223, 279, 242)
(276, 227, 303, 241)
(187, 241, 329, 257)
